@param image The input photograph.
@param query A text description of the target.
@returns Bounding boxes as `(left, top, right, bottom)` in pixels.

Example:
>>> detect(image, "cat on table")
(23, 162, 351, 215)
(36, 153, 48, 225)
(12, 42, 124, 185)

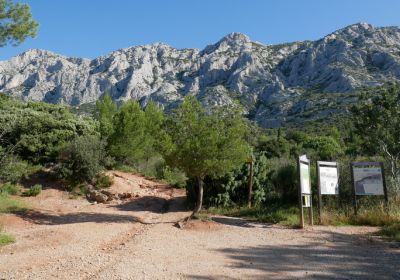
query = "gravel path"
(0, 172, 399, 279)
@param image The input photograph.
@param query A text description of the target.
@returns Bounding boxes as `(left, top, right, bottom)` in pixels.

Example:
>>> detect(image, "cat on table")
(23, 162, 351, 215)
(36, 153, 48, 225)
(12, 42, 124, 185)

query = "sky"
(1, 0, 400, 60)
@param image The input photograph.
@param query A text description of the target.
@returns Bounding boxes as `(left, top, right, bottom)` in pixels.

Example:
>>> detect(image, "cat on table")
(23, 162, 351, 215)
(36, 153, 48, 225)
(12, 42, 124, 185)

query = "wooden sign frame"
(316, 161, 339, 224)
(350, 162, 388, 215)
(297, 155, 313, 229)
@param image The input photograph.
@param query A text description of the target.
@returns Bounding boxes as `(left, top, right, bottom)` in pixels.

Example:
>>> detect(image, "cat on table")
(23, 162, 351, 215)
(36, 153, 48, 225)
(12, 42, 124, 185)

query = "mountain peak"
(349, 22, 373, 30)
(2, 23, 400, 128)
(19, 49, 57, 58)
(202, 32, 251, 54)
(335, 22, 374, 35)
(220, 32, 251, 43)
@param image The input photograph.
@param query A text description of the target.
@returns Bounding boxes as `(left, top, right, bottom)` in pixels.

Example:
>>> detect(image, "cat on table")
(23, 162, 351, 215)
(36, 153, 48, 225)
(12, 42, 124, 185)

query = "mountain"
(1, 23, 400, 127)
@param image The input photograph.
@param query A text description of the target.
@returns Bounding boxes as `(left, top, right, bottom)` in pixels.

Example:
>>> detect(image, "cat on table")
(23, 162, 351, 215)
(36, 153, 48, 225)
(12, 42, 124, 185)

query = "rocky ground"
(0, 171, 399, 279)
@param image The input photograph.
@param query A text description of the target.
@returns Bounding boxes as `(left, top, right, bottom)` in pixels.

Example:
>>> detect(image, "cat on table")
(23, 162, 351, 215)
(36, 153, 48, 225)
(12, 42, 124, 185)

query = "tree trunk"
(248, 160, 254, 208)
(192, 176, 204, 216)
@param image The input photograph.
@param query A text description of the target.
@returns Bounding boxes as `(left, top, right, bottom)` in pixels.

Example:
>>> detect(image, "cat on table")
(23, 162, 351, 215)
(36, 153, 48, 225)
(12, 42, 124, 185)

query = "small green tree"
(352, 83, 400, 192)
(96, 93, 117, 140)
(303, 136, 343, 160)
(109, 100, 146, 164)
(143, 101, 166, 162)
(163, 96, 250, 215)
(0, 0, 39, 47)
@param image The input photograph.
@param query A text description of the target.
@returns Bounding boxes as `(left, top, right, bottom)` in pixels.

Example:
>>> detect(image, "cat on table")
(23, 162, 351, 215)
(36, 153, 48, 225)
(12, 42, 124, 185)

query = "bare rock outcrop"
(2, 23, 400, 127)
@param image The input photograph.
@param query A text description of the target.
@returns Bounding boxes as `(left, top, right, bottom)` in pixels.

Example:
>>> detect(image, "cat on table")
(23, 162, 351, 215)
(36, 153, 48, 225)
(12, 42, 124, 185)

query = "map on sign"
(319, 166, 339, 195)
(353, 167, 384, 195)
(300, 162, 311, 194)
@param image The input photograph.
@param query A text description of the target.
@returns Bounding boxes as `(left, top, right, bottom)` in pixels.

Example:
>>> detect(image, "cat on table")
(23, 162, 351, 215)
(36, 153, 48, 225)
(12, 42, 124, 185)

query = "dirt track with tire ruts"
(1, 171, 399, 279)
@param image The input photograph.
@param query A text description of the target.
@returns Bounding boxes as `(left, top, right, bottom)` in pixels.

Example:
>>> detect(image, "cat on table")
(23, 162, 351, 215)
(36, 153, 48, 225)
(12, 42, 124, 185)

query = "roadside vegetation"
(1, 83, 400, 243)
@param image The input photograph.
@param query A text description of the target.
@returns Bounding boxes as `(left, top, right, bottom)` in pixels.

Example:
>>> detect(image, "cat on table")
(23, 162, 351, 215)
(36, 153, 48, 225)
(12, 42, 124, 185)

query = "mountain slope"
(1, 23, 400, 127)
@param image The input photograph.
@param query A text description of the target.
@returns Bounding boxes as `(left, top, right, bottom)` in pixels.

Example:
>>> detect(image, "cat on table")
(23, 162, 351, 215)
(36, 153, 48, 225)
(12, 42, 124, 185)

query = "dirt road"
(0, 172, 399, 279)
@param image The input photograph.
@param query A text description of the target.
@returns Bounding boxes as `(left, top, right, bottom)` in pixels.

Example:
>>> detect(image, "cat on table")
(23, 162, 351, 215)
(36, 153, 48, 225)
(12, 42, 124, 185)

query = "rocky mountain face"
(1, 23, 400, 127)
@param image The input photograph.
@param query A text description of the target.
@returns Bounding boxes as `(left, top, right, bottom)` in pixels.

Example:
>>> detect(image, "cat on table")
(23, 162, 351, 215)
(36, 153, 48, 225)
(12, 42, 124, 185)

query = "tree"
(0, 0, 38, 47)
(163, 96, 250, 215)
(143, 101, 166, 164)
(352, 83, 400, 192)
(109, 100, 147, 164)
(96, 93, 117, 140)
(303, 136, 343, 160)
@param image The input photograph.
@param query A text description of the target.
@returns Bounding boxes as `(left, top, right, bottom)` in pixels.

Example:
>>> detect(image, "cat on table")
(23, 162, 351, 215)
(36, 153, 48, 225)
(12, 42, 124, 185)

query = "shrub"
(22, 184, 42, 197)
(93, 173, 113, 189)
(269, 162, 298, 202)
(0, 97, 98, 164)
(0, 182, 19, 195)
(0, 156, 30, 183)
(380, 222, 400, 241)
(58, 135, 108, 183)
(162, 166, 187, 188)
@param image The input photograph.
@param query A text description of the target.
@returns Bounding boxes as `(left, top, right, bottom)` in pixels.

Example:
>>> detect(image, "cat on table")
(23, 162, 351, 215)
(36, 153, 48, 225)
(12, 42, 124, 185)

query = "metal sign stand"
(298, 155, 313, 229)
(350, 162, 389, 216)
(316, 161, 339, 224)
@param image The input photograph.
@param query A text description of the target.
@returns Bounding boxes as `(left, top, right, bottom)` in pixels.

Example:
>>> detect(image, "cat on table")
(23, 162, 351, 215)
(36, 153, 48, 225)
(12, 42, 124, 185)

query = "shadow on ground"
(211, 216, 272, 228)
(113, 196, 186, 213)
(15, 195, 187, 225)
(16, 210, 139, 225)
(20, 170, 66, 190)
(188, 230, 400, 280)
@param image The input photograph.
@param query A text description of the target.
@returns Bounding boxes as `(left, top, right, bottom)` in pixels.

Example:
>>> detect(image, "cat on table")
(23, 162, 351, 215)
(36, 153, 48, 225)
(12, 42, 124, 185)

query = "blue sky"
(1, 0, 400, 60)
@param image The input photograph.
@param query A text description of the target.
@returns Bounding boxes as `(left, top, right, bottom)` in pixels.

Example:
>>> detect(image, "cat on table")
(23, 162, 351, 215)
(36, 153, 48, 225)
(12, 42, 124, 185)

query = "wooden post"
(309, 194, 314, 226)
(337, 162, 341, 214)
(247, 159, 254, 208)
(380, 162, 389, 214)
(350, 162, 358, 216)
(317, 161, 322, 224)
(298, 156, 304, 229)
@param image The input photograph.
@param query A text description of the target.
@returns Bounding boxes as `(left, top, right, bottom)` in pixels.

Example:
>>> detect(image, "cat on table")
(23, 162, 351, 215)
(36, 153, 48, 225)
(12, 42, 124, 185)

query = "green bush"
(22, 184, 42, 197)
(0, 156, 30, 183)
(162, 166, 187, 188)
(0, 182, 19, 195)
(269, 161, 298, 202)
(135, 155, 165, 178)
(93, 173, 113, 189)
(0, 97, 98, 164)
(58, 135, 108, 183)
(380, 222, 400, 241)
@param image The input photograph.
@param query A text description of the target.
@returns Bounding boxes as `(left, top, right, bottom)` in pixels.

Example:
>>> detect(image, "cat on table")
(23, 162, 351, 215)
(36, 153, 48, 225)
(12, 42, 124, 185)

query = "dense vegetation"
(0, 83, 400, 240)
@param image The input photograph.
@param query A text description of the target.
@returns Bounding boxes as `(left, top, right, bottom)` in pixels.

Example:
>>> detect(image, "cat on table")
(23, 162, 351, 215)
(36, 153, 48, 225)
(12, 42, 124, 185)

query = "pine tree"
(163, 96, 250, 215)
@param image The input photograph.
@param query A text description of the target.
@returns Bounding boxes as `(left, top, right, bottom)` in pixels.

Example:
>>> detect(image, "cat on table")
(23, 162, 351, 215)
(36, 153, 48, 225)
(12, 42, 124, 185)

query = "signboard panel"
(319, 166, 339, 195)
(353, 166, 384, 195)
(300, 162, 311, 194)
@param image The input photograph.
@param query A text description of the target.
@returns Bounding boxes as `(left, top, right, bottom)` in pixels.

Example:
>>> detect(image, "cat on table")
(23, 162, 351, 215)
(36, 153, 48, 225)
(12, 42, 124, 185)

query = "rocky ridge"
(1, 23, 400, 127)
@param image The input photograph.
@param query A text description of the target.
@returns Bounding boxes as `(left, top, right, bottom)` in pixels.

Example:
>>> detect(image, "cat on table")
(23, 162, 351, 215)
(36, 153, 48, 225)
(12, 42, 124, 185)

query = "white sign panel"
(300, 162, 311, 194)
(353, 167, 384, 195)
(319, 166, 339, 195)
